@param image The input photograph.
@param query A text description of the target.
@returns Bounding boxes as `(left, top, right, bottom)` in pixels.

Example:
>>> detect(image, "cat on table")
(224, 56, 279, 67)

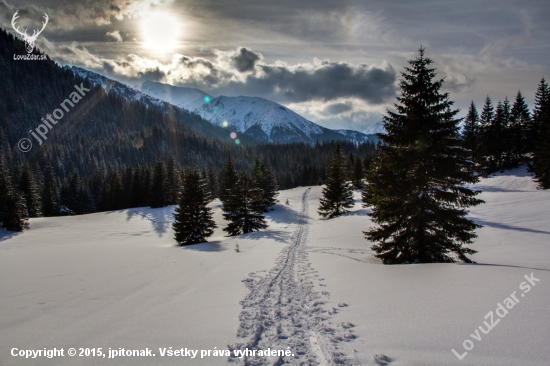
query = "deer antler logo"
(11, 11, 49, 54)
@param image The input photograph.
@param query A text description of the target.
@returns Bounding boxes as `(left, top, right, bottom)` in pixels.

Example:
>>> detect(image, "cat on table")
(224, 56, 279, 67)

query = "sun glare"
(142, 12, 180, 51)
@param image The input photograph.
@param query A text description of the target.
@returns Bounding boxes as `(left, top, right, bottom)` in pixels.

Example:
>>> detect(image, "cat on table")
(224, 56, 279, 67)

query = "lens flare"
(222, 121, 229, 127)
(230, 132, 237, 139)
(133, 136, 144, 149)
(204, 96, 211, 103)
(235, 139, 241, 145)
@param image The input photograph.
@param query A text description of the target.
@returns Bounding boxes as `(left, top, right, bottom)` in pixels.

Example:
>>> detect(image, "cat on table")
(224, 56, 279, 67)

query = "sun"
(141, 12, 180, 51)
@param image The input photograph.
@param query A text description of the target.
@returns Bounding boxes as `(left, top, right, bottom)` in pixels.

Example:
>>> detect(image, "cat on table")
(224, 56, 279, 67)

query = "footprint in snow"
(374, 354, 393, 365)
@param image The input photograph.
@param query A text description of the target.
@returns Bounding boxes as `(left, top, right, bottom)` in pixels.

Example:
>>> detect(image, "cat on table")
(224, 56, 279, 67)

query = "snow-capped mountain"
(140, 81, 376, 144)
(67, 66, 166, 109)
(141, 81, 210, 112)
(362, 121, 385, 135)
(195, 95, 357, 143)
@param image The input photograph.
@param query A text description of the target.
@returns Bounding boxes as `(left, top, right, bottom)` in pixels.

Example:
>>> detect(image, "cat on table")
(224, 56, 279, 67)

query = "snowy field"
(1, 167, 549, 365)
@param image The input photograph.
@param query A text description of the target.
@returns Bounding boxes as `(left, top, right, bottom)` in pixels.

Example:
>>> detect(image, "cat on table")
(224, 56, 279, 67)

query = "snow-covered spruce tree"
(172, 166, 217, 245)
(362, 47, 484, 264)
(0, 154, 28, 231)
(251, 158, 279, 212)
(318, 143, 355, 219)
(531, 78, 550, 189)
(219, 153, 238, 205)
(222, 171, 267, 236)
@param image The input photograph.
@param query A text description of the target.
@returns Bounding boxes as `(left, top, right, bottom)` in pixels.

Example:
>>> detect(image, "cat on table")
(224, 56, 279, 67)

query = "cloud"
(231, 47, 262, 72)
(246, 60, 397, 104)
(45, 42, 397, 107)
(106, 30, 122, 42)
(323, 102, 353, 115)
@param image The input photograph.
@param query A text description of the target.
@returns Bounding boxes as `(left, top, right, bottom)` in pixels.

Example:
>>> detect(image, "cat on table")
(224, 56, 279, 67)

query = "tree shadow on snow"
(180, 241, 227, 252)
(239, 229, 292, 244)
(0, 229, 20, 242)
(475, 219, 550, 235)
(472, 263, 550, 272)
(265, 204, 304, 225)
(123, 206, 175, 237)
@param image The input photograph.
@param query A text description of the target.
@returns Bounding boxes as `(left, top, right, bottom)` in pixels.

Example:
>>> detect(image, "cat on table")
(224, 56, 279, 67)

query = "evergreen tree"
(219, 153, 238, 204)
(0, 154, 28, 231)
(479, 96, 494, 173)
(172, 166, 217, 245)
(509, 91, 531, 165)
(251, 158, 279, 212)
(222, 171, 267, 236)
(150, 159, 168, 208)
(487, 100, 507, 172)
(318, 144, 354, 218)
(362, 48, 484, 264)
(207, 166, 219, 199)
(201, 168, 213, 202)
(41, 163, 58, 216)
(352, 157, 364, 189)
(130, 165, 142, 207)
(531, 78, 550, 188)
(18, 162, 42, 217)
(461, 101, 479, 168)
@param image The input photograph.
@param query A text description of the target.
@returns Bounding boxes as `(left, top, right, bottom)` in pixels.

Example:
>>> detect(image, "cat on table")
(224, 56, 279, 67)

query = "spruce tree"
(362, 48, 484, 264)
(0, 154, 28, 231)
(18, 162, 42, 217)
(318, 144, 355, 218)
(172, 166, 217, 245)
(461, 101, 479, 168)
(251, 158, 279, 212)
(150, 159, 168, 208)
(509, 91, 531, 165)
(222, 171, 267, 236)
(41, 163, 58, 216)
(479, 96, 494, 173)
(219, 153, 238, 204)
(201, 168, 213, 202)
(531, 78, 550, 188)
(352, 157, 364, 189)
(207, 166, 219, 199)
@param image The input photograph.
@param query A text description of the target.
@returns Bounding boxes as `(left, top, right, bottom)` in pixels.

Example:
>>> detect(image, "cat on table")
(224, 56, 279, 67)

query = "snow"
(195, 95, 325, 139)
(1, 167, 550, 365)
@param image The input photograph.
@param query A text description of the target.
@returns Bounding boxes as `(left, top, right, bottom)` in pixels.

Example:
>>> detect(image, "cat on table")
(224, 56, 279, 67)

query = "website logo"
(11, 11, 48, 54)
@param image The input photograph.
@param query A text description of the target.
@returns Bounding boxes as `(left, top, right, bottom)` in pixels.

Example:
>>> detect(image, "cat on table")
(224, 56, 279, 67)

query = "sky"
(1, 0, 549, 132)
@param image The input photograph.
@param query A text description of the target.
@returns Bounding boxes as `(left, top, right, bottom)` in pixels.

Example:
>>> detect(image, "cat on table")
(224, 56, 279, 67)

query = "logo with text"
(11, 10, 48, 60)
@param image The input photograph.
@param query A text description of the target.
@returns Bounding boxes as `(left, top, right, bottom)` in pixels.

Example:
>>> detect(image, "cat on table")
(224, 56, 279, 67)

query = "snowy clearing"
(1, 167, 549, 365)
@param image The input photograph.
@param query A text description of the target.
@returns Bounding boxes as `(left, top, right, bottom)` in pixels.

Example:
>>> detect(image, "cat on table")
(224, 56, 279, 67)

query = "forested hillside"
(0, 29, 376, 225)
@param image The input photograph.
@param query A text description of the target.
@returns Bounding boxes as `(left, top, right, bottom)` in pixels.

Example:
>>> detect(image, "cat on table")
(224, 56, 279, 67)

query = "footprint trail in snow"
(229, 188, 356, 365)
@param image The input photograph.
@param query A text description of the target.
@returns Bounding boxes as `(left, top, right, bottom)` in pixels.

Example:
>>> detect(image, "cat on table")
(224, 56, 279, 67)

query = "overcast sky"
(2, 0, 549, 132)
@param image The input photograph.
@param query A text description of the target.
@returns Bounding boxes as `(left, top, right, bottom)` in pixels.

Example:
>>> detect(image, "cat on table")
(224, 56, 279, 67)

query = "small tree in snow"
(172, 166, 217, 245)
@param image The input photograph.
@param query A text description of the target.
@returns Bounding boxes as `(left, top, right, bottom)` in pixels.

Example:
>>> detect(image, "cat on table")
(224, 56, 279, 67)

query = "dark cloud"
(231, 47, 261, 72)
(238, 61, 397, 104)
(324, 102, 353, 115)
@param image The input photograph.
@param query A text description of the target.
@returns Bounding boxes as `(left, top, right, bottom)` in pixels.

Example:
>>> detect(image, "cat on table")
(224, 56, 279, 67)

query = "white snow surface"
(1, 167, 550, 365)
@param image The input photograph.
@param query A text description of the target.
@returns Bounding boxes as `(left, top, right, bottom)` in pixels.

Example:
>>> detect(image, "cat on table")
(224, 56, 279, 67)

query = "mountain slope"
(141, 80, 210, 112)
(141, 81, 377, 144)
(196, 95, 354, 143)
